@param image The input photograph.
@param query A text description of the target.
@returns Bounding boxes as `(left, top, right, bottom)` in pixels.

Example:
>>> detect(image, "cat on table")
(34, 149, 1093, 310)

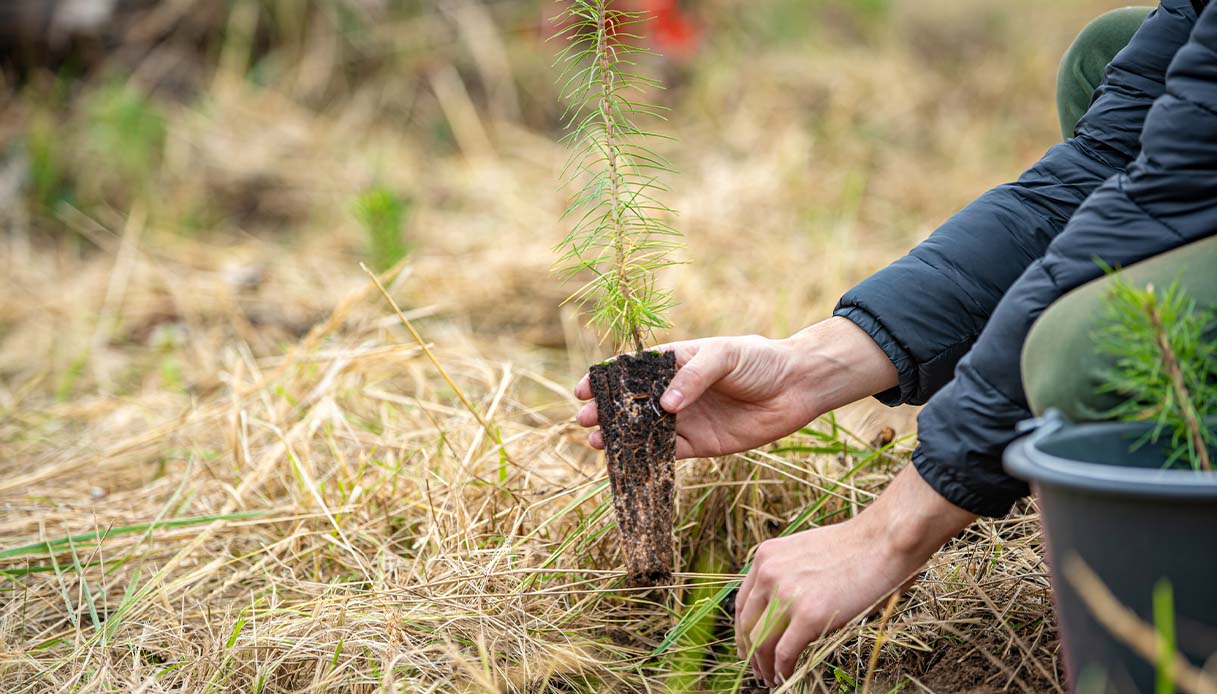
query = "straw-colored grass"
(2, 1, 1119, 691)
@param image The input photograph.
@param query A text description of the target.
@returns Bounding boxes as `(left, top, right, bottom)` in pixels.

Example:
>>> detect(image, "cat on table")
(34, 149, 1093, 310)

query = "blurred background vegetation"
(0, 2, 1128, 691)
(0, 0, 1118, 389)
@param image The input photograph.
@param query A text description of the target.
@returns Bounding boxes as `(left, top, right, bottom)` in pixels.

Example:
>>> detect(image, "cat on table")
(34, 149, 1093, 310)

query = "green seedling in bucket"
(1095, 271, 1217, 470)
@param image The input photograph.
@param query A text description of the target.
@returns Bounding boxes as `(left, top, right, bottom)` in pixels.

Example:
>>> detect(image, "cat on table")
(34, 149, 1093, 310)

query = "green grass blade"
(0, 511, 266, 560)
(1153, 578, 1177, 694)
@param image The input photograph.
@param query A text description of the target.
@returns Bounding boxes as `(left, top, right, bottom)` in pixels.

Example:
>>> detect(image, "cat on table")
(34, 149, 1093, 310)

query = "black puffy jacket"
(835, 0, 1217, 517)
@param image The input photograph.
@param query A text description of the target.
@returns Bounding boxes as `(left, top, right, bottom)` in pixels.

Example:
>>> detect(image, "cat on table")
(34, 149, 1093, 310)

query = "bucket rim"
(1003, 411, 1217, 498)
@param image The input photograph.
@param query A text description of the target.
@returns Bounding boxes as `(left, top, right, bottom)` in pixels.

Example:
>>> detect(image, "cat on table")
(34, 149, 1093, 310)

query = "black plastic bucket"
(1003, 410, 1217, 692)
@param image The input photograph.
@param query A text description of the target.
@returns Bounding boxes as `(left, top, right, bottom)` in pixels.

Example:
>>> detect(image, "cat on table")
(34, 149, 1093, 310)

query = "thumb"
(661, 344, 734, 413)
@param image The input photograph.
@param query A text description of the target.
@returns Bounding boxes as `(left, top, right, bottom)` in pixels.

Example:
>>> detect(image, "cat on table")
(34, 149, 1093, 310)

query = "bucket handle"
(1014, 408, 1071, 443)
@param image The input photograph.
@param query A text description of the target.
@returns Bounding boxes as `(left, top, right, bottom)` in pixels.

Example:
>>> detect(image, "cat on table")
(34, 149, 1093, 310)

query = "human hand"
(574, 317, 898, 459)
(734, 466, 977, 687)
(576, 334, 816, 458)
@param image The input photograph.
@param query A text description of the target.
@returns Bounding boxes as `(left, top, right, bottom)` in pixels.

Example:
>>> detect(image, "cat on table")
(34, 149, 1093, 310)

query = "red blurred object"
(638, 0, 700, 57)
(547, 0, 701, 59)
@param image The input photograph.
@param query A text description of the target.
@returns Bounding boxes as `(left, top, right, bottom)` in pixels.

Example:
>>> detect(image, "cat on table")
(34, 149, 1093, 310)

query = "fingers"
(772, 614, 818, 686)
(752, 627, 779, 685)
(662, 343, 734, 413)
(734, 582, 756, 645)
(653, 340, 699, 367)
(675, 435, 694, 460)
(576, 400, 598, 428)
(576, 338, 705, 406)
(754, 640, 777, 686)
(576, 396, 601, 449)
(737, 539, 791, 686)
(575, 341, 697, 403)
(749, 598, 791, 687)
(734, 565, 759, 657)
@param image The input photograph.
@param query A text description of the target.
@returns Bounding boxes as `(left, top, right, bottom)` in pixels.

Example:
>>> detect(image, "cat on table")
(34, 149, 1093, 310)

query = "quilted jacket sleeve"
(835, 1, 1201, 406)
(915, 0, 1217, 517)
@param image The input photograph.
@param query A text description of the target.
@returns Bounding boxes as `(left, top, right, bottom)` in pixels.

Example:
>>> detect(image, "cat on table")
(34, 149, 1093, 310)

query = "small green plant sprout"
(353, 186, 411, 272)
(25, 110, 71, 214)
(1095, 270, 1217, 471)
(84, 80, 166, 196)
(553, 0, 683, 354)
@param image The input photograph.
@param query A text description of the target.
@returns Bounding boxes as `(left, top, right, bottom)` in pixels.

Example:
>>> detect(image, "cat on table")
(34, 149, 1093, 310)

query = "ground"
(0, 1, 1120, 691)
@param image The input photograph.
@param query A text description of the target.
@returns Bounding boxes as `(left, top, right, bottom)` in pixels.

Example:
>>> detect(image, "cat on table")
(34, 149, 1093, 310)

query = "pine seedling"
(552, 1, 686, 586)
(1095, 273, 1217, 470)
(353, 187, 411, 272)
(553, 0, 682, 354)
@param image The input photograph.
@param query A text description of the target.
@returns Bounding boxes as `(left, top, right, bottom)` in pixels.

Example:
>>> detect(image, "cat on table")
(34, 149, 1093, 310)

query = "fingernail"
(660, 389, 684, 412)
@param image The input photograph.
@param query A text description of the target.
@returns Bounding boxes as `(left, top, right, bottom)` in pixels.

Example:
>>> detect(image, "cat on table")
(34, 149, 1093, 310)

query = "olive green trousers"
(1022, 7, 1217, 421)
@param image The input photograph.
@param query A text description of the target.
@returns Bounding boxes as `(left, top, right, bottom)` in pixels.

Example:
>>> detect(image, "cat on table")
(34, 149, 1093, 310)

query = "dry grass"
(1, 1, 1121, 691)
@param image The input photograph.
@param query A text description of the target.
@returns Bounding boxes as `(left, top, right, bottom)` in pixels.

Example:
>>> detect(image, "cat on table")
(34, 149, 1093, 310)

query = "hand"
(577, 334, 816, 458)
(734, 466, 977, 687)
(574, 317, 898, 459)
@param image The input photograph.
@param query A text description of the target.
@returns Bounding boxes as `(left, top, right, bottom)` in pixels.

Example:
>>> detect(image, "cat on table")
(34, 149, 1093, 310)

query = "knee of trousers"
(1022, 235, 1217, 421)
(1056, 6, 1153, 139)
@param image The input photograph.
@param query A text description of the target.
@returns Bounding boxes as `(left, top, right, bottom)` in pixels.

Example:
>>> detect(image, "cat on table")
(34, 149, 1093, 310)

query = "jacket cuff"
(911, 369, 1033, 517)
(833, 304, 915, 407)
(912, 445, 1024, 517)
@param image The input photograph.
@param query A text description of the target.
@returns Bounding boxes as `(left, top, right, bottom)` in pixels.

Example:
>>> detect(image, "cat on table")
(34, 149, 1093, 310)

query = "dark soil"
(588, 350, 677, 587)
(914, 647, 1009, 694)
(885, 628, 1062, 693)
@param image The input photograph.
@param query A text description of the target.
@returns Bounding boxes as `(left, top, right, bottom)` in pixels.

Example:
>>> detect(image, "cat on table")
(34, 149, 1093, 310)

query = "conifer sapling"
(1095, 273, 1217, 470)
(553, 0, 684, 586)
